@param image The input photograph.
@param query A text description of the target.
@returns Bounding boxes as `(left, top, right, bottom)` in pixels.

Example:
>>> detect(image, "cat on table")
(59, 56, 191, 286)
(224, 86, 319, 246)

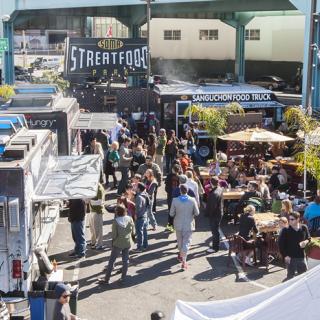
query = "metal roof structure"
(1, 0, 319, 110)
(33, 155, 101, 201)
(70, 112, 118, 130)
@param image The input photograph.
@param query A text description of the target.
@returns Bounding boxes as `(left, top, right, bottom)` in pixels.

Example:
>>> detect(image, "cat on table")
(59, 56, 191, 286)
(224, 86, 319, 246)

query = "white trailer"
(0, 115, 101, 296)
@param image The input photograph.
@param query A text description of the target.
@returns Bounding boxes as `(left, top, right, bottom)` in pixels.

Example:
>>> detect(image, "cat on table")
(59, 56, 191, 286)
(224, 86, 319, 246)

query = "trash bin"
(44, 290, 56, 320)
(47, 281, 79, 316)
(28, 291, 45, 320)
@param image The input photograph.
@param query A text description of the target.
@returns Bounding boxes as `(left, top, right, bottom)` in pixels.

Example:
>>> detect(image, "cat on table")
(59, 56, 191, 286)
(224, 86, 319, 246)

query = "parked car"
(15, 66, 28, 76)
(30, 57, 44, 69)
(41, 58, 61, 70)
(249, 75, 287, 91)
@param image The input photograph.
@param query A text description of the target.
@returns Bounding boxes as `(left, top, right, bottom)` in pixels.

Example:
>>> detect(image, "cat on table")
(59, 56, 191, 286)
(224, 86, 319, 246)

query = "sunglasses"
(289, 218, 296, 221)
(62, 294, 71, 299)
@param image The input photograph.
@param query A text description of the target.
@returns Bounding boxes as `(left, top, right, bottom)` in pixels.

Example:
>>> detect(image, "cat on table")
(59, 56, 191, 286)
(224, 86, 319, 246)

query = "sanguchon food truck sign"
(64, 37, 147, 79)
(192, 93, 273, 103)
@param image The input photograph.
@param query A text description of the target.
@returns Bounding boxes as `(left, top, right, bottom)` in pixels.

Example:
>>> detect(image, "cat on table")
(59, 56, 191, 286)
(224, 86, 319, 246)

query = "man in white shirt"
(111, 119, 123, 142)
(185, 171, 200, 207)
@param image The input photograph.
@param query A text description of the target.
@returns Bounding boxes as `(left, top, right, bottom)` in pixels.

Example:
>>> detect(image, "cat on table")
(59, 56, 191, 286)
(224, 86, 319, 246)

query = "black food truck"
(153, 81, 286, 159)
(0, 85, 117, 155)
(153, 81, 285, 137)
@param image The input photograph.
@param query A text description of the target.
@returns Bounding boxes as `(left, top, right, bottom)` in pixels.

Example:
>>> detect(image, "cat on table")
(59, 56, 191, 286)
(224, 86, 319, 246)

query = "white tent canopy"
(171, 264, 320, 320)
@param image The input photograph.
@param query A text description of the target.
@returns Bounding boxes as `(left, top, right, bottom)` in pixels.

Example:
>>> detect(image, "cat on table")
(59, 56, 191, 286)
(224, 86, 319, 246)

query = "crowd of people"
(67, 116, 320, 290)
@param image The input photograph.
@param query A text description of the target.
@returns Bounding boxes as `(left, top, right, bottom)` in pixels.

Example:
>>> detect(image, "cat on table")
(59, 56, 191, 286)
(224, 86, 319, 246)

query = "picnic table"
(254, 212, 280, 233)
(223, 189, 245, 200)
(198, 166, 212, 180)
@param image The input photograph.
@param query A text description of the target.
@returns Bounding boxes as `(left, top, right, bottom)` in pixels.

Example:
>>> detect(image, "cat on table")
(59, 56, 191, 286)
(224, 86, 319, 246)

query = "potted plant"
(0, 84, 15, 103)
(185, 102, 244, 160)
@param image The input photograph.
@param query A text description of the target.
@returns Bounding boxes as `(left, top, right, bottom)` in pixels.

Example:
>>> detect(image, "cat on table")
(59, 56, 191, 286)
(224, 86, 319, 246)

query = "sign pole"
(0, 52, 3, 84)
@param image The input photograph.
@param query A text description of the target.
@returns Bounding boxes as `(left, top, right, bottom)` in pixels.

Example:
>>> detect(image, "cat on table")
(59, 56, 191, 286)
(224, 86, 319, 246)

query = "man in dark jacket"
(68, 199, 86, 258)
(206, 177, 223, 253)
(279, 211, 310, 280)
(134, 183, 150, 252)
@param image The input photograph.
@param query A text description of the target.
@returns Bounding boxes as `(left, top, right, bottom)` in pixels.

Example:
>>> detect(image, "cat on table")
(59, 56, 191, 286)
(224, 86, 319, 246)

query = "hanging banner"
(64, 37, 147, 79)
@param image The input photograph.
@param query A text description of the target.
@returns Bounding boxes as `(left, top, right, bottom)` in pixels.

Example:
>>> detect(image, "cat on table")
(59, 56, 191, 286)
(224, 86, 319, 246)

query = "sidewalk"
(48, 185, 286, 320)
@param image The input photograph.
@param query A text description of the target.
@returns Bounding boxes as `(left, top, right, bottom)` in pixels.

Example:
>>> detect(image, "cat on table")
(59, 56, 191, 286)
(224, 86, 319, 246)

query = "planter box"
(307, 246, 320, 260)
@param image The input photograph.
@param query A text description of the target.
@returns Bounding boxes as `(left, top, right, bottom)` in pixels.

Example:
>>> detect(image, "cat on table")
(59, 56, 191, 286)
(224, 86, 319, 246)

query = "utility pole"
(306, 0, 317, 115)
(146, 0, 152, 116)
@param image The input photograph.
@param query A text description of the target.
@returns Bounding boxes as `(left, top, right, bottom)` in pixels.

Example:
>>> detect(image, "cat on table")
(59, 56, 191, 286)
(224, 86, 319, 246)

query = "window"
(163, 30, 181, 40)
(199, 29, 219, 40)
(245, 29, 260, 41)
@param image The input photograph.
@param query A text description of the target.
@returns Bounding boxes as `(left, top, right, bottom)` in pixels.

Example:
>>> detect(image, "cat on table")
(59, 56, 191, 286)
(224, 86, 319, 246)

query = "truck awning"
(33, 155, 101, 201)
(71, 112, 117, 130)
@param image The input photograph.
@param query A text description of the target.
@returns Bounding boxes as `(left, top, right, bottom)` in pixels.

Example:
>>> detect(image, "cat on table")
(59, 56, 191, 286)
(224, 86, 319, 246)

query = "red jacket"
(180, 156, 192, 173)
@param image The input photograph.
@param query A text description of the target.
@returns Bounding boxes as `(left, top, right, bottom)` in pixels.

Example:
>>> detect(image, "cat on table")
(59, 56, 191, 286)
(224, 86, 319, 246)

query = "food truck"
(0, 114, 101, 297)
(153, 81, 285, 137)
(1, 85, 117, 155)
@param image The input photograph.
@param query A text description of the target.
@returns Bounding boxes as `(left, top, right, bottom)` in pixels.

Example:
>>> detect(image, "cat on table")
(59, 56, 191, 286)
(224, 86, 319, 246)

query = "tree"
(185, 102, 244, 159)
(33, 70, 69, 93)
(284, 106, 320, 191)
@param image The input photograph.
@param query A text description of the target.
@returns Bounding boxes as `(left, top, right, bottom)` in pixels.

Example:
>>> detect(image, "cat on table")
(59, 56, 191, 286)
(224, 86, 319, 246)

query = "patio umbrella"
(218, 127, 294, 143)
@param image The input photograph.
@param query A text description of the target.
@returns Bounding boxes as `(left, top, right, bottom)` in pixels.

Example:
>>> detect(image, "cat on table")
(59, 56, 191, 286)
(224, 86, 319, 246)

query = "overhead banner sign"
(192, 93, 274, 103)
(64, 37, 147, 79)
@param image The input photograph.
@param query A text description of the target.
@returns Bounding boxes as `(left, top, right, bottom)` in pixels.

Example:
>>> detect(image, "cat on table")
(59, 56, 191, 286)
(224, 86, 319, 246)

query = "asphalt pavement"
(48, 183, 287, 320)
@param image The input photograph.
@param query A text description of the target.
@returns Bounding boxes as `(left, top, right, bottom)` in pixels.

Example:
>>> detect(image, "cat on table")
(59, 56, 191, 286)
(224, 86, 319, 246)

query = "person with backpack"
(98, 205, 135, 285)
(134, 182, 150, 252)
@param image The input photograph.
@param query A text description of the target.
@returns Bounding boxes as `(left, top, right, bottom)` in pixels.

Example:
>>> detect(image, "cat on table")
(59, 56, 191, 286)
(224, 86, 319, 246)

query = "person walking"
(118, 137, 133, 195)
(105, 141, 120, 189)
(185, 170, 200, 207)
(134, 183, 150, 252)
(165, 130, 179, 175)
(98, 205, 135, 285)
(137, 155, 162, 214)
(169, 184, 199, 270)
(165, 164, 180, 232)
(279, 211, 311, 280)
(206, 177, 223, 254)
(89, 183, 105, 250)
(155, 128, 167, 173)
(147, 133, 157, 160)
(144, 169, 158, 231)
(68, 199, 86, 259)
